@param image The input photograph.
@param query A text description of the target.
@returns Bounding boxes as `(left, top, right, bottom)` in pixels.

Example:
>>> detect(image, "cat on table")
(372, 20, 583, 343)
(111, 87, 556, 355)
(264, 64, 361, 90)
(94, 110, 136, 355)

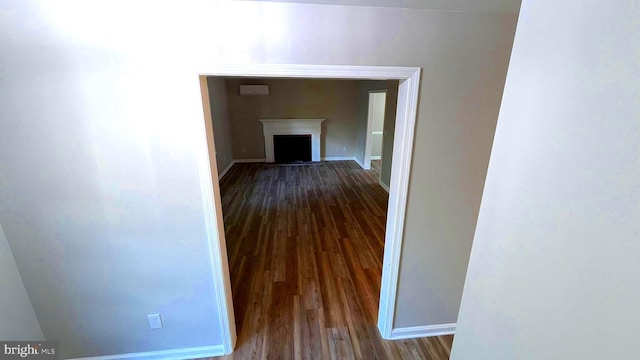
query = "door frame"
(197, 64, 421, 353)
(364, 90, 388, 170)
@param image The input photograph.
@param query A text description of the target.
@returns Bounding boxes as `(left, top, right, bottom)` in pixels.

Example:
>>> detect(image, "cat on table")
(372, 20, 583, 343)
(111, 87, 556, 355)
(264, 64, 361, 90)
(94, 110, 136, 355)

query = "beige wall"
(207, 77, 234, 175)
(391, 10, 517, 327)
(452, 1, 640, 359)
(225, 78, 362, 160)
(0, 1, 518, 357)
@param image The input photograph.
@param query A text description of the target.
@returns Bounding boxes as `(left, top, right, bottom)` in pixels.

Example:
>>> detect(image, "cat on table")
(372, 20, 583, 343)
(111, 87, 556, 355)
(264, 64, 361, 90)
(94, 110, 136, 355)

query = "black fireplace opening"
(273, 134, 312, 163)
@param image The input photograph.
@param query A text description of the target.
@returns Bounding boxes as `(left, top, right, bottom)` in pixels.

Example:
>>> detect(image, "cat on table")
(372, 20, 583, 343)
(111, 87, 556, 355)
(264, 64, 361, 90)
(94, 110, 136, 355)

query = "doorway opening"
(197, 65, 421, 355)
(364, 90, 387, 171)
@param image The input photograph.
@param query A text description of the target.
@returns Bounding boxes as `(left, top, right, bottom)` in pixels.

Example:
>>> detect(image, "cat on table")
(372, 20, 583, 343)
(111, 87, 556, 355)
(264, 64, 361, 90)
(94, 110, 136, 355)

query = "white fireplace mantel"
(259, 119, 325, 162)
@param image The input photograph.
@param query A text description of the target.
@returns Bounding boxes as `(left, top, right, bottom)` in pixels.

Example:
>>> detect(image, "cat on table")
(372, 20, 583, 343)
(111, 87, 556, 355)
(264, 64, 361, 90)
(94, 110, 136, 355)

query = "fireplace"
(259, 119, 325, 163)
(274, 135, 312, 163)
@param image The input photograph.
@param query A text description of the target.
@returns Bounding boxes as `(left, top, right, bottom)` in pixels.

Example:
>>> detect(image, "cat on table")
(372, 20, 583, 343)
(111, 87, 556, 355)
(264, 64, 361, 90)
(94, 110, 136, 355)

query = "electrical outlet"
(242, 147, 247, 153)
(342, 146, 347, 151)
(147, 314, 163, 329)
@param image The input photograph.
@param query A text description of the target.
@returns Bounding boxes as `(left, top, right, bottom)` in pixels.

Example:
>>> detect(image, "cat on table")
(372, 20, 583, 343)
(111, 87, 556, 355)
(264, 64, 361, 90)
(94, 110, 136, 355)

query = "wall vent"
(239, 85, 269, 95)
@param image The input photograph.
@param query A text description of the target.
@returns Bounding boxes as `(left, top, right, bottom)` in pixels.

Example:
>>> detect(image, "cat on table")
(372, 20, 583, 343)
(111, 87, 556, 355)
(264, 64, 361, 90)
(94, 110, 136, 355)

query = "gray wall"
(207, 77, 234, 175)
(0, 1, 518, 357)
(225, 78, 361, 160)
(452, 1, 640, 359)
(355, 81, 399, 189)
(0, 224, 44, 340)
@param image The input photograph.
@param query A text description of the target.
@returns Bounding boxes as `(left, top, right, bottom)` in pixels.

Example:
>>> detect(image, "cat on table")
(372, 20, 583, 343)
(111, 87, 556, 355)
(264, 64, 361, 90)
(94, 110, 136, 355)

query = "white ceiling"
(239, 0, 522, 13)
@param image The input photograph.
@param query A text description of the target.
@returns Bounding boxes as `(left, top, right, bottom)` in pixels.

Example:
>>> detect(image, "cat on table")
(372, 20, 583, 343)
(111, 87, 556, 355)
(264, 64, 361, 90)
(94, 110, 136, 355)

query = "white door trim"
(198, 65, 421, 350)
(197, 77, 237, 354)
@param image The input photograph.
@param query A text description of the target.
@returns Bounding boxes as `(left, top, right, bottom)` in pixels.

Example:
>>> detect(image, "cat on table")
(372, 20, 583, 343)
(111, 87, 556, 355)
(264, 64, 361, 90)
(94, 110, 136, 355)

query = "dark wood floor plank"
(209, 160, 452, 360)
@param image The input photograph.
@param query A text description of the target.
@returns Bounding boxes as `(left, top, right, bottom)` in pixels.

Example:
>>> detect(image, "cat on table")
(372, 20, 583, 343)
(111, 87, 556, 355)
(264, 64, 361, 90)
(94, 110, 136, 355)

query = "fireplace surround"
(258, 119, 325, 163)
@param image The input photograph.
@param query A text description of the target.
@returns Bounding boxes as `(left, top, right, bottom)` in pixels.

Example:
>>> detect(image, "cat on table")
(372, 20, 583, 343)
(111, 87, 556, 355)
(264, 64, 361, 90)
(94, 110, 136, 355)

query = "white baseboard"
(218, 161, 235, 180)
(68, 344, 226, 360)
(322, 156, 356, 161)
(233, 158, 265, 163)
(353, 157, 365, 169)
(379, 180, 390, 193)
(232, 157, 367, 165)
(371, 155, 382, 160)
(389, 323, 456, 340)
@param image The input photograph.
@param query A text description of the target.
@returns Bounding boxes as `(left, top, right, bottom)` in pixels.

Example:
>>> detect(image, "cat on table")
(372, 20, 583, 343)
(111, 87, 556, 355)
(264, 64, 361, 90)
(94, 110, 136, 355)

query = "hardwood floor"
(208, 161, 452, 359)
